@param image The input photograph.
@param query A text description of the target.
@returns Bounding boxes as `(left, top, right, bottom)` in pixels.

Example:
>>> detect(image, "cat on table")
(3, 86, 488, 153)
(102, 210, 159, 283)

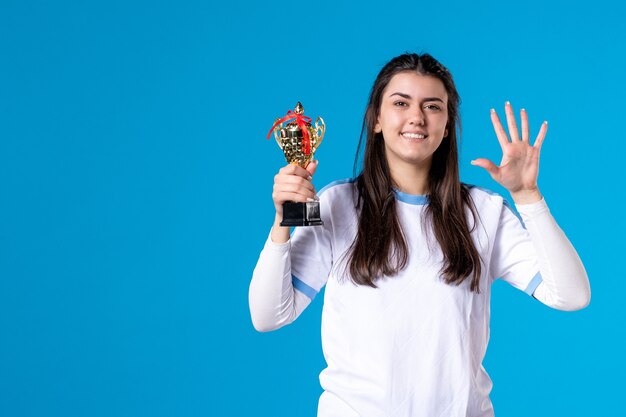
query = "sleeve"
(490, 198, 544, 295)
(515, 198, 590, 311)
(248, 194, 334, 332)
(289, 212, 334, 298)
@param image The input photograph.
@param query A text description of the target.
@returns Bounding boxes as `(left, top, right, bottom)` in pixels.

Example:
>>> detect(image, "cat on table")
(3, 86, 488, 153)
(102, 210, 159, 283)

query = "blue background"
(1, 0, 623, 416)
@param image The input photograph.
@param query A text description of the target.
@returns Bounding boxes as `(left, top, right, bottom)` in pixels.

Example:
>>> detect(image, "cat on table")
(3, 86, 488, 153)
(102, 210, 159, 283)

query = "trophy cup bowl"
(271, 102, 325, 227)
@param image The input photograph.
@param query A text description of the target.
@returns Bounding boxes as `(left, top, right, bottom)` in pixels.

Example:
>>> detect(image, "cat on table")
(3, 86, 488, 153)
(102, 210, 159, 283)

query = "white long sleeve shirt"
(249, 180, 590, 417)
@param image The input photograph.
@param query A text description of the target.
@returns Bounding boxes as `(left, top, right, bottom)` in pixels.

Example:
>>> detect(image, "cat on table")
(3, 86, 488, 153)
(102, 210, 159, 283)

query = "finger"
(306, 159, 319, 177)
(521, 108, 530, 143)
(273, 180, 318, 201)
(505, 101, 520, 141)
(471, 158, 500, 178)
(279, 163, 313, 180)
(490, 108, 509, 149)
(274, 173, 316, 193)
(274, 183, 317, 199)
(273, 191, 316, 204)
(533, 121, 548, 149)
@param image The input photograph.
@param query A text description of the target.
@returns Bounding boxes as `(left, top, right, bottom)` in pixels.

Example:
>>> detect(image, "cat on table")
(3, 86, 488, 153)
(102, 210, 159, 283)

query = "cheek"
(381, 113, 402, 131)
(433, 116, 449, 134)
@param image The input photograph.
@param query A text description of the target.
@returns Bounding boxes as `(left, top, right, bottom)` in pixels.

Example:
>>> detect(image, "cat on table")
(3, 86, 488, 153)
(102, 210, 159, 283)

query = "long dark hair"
(346, 52, 482, 293)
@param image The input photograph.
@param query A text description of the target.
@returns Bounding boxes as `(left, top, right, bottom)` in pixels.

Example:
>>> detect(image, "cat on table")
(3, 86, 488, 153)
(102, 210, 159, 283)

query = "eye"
(424, 104, 441, 111)
(393, 101, 408, 107)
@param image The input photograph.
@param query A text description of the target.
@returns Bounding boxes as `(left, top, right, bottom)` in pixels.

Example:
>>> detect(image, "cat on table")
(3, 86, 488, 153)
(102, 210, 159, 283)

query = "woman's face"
(374, 72, 449, 172)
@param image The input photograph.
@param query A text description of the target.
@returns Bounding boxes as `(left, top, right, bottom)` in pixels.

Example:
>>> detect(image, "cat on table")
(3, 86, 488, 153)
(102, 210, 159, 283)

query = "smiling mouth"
(401, 132, 427, 139)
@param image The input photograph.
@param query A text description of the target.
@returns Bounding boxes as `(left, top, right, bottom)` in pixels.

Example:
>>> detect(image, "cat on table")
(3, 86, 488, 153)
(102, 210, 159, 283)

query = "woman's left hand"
(471, 102, 548, 204)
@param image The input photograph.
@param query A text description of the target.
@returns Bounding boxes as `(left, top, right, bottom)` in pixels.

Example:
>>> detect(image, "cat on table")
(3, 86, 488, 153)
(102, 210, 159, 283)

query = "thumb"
(471, 158, 499, 177)
(306, 159, 319, 177)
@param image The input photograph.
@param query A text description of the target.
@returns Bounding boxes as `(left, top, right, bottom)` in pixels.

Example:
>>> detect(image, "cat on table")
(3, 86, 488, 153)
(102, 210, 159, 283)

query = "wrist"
(270, 213, 290, 244)
(510, 188, 543, 205)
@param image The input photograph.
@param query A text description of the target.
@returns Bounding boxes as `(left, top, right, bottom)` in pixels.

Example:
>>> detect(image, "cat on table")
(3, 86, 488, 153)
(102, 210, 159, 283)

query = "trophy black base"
(280, 201, 324, 227)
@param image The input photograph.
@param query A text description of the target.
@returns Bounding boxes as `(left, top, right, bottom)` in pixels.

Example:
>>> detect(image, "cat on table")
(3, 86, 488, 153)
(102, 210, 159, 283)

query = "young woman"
(249, 53, 590, 417)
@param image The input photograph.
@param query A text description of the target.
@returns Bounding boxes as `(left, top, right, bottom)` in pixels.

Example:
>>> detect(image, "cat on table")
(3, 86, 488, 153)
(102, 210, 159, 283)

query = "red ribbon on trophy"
(266, 110, 313, 155)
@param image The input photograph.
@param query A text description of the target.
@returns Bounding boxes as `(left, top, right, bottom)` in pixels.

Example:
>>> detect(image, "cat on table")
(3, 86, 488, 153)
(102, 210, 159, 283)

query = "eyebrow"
(389, 92, 445, 102)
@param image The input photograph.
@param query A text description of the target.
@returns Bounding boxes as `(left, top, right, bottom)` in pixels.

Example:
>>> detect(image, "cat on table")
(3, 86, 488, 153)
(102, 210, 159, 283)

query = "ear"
(444, 128, 448, 137)
(374, 118, 382, 133)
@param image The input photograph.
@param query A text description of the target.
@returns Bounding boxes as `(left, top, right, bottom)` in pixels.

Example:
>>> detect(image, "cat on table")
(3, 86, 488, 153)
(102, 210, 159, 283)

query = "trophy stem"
(280, 201, 324, 227)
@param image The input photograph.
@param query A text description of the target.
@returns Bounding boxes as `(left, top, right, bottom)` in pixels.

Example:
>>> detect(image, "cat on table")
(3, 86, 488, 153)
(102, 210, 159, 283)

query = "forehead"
(383, 71, 448, 102)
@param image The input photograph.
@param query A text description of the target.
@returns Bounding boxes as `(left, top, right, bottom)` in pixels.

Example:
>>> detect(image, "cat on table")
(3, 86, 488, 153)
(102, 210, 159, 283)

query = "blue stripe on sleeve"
(465, 184, 527, 229)
(292, 275, 318, 300)
(503, 199, 527, 229)
(524, 271, 543, 296)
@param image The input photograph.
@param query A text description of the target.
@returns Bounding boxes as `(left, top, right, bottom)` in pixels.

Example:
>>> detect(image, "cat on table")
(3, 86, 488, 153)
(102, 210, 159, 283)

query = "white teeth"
(402, 133, 426, 139)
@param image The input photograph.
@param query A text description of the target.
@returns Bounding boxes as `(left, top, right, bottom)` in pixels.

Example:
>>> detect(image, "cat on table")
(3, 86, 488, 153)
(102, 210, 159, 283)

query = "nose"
(409, 107, 425, 126)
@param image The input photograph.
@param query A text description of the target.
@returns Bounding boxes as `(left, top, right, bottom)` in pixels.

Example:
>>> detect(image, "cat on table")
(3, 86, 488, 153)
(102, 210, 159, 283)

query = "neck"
(389, 160, 431, 195)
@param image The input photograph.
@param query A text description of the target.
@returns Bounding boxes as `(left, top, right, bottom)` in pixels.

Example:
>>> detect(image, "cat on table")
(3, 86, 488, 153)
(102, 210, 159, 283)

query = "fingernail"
(505, 101, 510, 105)
(490, 108, 495, 113)
(470, 160, 476, 165)
(544, 120, 548, 125)
(307, 197, 316, 202)
(521, 108, 526, 112)
(307, 175, 313, 181)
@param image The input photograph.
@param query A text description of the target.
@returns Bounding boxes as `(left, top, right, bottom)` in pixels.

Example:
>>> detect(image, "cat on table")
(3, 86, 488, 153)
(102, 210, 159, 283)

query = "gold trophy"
(267, 102, 326, 226)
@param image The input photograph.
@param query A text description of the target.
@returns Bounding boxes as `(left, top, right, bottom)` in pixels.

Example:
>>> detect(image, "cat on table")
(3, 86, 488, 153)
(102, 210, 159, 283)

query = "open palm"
(472, 102, 548, 194)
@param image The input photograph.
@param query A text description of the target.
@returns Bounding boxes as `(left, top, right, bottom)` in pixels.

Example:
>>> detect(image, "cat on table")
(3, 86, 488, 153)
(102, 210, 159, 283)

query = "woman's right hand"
(272, 160, 319, 217)
(270, 160, 319, 243)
